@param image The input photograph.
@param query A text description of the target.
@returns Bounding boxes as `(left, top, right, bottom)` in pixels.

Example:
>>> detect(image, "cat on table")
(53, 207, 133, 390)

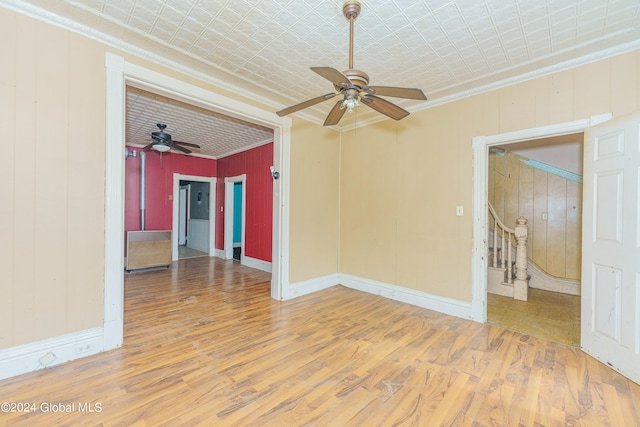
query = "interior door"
(581, 112, 640, 384)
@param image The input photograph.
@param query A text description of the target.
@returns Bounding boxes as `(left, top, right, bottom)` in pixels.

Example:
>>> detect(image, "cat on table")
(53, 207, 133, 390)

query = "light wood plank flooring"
(0, 257, 638, 426)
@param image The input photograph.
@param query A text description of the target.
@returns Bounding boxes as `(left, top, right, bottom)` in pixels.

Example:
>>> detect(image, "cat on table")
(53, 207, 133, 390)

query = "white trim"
(271, 127, 290, 300)
(172, 174, 216, 261)
(286, 274, 341, 299)
(285, 273, 475, 320)
(471, 113, 612, 323)
(214, 248, 226, 259)
(0, 328, 104, 381)
(339, 274, 474, 320)
(242, 256, 272, 273)
(103, 53, 126, 350)
(224, 174, 246, 261)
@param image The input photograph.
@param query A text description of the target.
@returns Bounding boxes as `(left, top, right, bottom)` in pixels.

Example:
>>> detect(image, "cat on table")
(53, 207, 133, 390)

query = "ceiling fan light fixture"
(152, 143, 171, 152)
(343, 97, 359, 114)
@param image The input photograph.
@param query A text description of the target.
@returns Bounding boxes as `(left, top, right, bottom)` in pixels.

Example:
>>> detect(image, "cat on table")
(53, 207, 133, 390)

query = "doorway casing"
(470, 113, 612, 323)
(224, 174, 246, 262)
(104, 53, 291, 350)
(172, 174, 216, 261)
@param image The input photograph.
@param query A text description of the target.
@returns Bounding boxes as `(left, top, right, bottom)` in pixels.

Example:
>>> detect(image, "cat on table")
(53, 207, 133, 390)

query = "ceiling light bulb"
(344, 98, 359, 114)
(152, 144, 171, 152)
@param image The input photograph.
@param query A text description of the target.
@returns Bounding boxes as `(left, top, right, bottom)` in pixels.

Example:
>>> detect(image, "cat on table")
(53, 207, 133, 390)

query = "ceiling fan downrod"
(343, 1, 361, 70)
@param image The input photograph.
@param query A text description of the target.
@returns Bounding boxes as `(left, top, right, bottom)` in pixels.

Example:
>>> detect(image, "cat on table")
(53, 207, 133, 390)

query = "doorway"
(172, 174, 216, 261)
(470, 114, 612, 329)
(224, 174, 246, 263)
(486, 134, 583, 346)
(232, 182, 243, 261)
(104, 52, 291, 351)
(178, 179, 211, 260)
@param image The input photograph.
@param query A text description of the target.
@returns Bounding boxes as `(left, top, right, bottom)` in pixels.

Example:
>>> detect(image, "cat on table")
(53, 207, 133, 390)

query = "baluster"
(506, 232, 513, 284)
(493, 218, 498, 267)
(513, 217, 529, 300)
(500, 228, 505, 268)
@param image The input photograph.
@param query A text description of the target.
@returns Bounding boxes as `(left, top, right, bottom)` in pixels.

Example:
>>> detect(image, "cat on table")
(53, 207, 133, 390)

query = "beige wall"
(0, 8, 106, 348)
(340, 50, 640, 302)
(289, 118, 340, 283)
(489, 151, 582, 280)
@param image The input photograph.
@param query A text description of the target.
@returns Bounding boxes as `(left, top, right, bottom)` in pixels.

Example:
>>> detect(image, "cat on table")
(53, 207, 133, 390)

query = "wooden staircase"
(487, 202, 529, 301)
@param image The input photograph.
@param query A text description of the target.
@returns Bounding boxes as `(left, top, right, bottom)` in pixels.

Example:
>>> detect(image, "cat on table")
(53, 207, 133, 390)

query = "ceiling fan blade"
(361, 94, 410, 120)
(323, 100, 347, 126)
(142, 142, 155, 150)
(173, 140, 201, 148)
(311, 67, 351, 89)
(276, 93, 337, 117)
(363, 86, 427, 100)
(171, 143, 192, 154)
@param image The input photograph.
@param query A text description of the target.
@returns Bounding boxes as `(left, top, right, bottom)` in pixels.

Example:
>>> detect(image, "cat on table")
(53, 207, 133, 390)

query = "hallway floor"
(178, 245, 208, 259)
(488, 288, 581, 347)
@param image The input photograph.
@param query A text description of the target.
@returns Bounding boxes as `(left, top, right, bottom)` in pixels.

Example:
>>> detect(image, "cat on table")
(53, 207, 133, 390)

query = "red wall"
(216, 143, 273, 262)
(125, 148, 217, 234)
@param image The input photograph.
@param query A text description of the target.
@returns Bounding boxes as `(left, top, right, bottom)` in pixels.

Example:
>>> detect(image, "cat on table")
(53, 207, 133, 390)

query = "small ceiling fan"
(143, 123, 201, 154)
(276, 1, 427, 126)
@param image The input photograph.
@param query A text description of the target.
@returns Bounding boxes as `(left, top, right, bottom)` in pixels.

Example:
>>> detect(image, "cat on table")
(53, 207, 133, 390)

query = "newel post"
(513, 216, 529, 301)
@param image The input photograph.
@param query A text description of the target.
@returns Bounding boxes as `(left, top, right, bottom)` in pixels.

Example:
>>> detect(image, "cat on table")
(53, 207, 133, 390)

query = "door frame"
(178, 183, 190, 246)
(172, 174, 216, 260)
(104, 53, 292, 350)
(470, 114, 612, 322)
(224, 174, 246, 261)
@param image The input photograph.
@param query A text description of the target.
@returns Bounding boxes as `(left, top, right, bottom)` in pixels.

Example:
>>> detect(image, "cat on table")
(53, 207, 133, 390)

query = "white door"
(581, 112, 640, 384)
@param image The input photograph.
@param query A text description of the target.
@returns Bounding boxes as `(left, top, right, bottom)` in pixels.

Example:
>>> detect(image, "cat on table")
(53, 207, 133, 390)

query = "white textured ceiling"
(5, 0, 640, 158)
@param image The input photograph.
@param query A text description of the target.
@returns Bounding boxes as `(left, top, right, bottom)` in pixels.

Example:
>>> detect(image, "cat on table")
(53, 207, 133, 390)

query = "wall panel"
(216, 142, 273, 262)
(0, 9, 106, 349)
(124, 150, 216, 236)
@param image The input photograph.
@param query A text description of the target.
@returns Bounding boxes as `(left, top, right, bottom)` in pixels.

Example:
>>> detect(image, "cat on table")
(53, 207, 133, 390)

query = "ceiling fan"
(276, 1, 427, 126)
(143, 123, 201, 154)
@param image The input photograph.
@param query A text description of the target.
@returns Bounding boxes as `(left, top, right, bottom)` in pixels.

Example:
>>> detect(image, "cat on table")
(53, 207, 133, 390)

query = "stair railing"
(487, 202, 529, 287)
(488, 202, 513, 283)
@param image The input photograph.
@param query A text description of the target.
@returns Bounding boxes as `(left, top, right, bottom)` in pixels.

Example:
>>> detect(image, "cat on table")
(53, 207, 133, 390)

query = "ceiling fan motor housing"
(336, 69, 369, 91)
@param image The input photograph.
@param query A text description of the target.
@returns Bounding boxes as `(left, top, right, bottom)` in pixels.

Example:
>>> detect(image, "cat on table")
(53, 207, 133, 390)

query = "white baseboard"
(286, 273, 474, 320)
(242, 256, 272, 273)
(214, 249, 226, 259)
(286, 274, 340, 299)
(0, 327, 104, 381)
(338, 274, 474, 320)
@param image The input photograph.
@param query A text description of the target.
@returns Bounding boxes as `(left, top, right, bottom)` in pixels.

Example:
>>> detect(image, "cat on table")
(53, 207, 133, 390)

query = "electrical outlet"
(75, 344, 93, 354)
(542, 212, 548, 221)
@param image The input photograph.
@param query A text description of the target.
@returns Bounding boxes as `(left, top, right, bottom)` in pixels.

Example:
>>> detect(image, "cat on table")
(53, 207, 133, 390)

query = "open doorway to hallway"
(486, 133, 583, 346)
(178, 179, 210, 260)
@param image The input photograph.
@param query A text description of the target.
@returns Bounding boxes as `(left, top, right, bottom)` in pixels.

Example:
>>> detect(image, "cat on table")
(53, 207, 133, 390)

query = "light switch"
(456, 206, 463, 216)
(542, 212, 548, 220)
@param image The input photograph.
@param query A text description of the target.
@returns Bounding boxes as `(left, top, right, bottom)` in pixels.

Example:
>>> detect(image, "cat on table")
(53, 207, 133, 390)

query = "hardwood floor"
(0, 257, 638, 426)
